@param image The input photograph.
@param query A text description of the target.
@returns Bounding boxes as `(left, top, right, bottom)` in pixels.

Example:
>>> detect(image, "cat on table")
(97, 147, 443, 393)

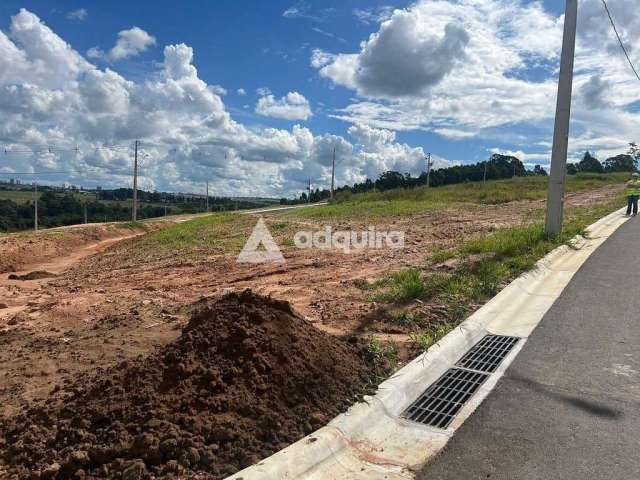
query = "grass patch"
(362, 336, 399, 380)
(372, 268, 426, 302)
(365, 194, 625, 332)
(387, 309, 427, 327)
(284, 173, 627, 221)
(129, 213, 252, 259)
(409, 324, 456, 353)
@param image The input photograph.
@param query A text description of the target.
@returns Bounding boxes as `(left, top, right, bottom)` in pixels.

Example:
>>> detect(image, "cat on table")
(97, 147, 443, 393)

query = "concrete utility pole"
(331, 146, 336, 200)
(34, 182, 38, 231)
(132, 140, 139, 222)
(545, 0, 578, 235)
(308, 178, 311, 204)
(206, 181, 209, 212)
(425, 153, 433, 188)
(84, 203, 88, 224)
(483, 160, 488, 185)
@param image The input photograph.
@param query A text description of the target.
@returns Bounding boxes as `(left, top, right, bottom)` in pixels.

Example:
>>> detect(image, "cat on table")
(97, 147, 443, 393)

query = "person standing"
(626, 172, 640, 216)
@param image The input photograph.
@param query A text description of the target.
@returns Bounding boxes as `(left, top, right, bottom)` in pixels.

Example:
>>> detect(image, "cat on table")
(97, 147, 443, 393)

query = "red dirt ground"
(0, 184, 624, 479)
(0, 290, 375, 480)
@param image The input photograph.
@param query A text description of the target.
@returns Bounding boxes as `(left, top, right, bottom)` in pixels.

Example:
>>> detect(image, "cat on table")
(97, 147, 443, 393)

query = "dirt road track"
(0, 232, 143, 319)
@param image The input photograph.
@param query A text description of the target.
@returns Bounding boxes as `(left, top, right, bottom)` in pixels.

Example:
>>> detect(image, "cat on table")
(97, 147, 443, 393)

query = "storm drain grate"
(402, 368, 488, 429)
(455, 335, 520, 373)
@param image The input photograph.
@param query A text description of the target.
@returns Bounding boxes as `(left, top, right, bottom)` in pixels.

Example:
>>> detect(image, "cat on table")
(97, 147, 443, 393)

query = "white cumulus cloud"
(89, 26, 156, 62)
(314, 0, 640, 161)
(256, 91, 313, 121)
(0, 9, 447, 197)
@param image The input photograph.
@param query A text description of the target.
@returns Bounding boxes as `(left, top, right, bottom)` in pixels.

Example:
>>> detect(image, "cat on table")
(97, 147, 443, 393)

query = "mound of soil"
(8, 270, 58, 281)
(0, 290, 375, 479)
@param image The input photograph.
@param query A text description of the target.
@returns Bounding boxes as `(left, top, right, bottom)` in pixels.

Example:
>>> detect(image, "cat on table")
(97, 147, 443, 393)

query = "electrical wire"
(601, 0, 640, 82)
(0, 171, 70, 175)
(2, 144, 132, 155)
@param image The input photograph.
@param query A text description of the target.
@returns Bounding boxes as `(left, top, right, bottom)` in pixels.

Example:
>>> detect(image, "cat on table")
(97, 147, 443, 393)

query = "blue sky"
(0, 1, 638, 196)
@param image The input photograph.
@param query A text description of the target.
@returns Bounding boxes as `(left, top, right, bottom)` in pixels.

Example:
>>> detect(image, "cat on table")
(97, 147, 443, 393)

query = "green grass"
(363, 193, 625, 332)
(128, 213, 252, 258)
(363, 336, 399, 379)
(356, 269, 434, 302)
(409, 324, 456, 353)
(0, 190, 40, 202)
(284, 173, 627, 221)
(0, 190, 100, 203)
(387, 309, 427, 327)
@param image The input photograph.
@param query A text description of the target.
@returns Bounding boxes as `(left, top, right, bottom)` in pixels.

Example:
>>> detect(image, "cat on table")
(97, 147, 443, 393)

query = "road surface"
(418, 215, 640, 480)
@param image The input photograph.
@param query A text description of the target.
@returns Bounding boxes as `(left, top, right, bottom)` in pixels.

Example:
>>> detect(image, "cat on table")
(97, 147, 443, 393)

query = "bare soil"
(0, 290, 374, 480)
(0, 184, 623, 479)
(0, 224, 145, 274)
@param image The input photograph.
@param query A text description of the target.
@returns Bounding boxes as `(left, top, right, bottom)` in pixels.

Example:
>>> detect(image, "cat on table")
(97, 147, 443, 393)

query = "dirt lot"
(0, 224, 146, 274)
(1, 291, 377, 479)
(0, 183, 624, 478)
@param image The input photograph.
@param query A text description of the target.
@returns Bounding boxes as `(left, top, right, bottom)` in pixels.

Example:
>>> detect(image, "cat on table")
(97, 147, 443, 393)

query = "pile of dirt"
(0, 290, 375, 479)
(8, 270, 58, 281)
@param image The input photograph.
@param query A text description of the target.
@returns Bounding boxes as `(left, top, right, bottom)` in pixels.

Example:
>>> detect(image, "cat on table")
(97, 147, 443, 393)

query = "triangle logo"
(237, 217, 285, 264)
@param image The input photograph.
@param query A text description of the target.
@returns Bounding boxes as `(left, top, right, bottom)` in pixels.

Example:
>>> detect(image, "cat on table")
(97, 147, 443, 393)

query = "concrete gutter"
(227, 208, 629, 480)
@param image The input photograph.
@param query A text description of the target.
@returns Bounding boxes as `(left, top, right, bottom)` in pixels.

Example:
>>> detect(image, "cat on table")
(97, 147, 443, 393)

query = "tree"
(533, 165, 548, 176)
(375, 171, 407, 191)
(489, 154, 527, 177)
(628, 142, 640, 165)
(566, 163, 579, 175)
(578, 151, 604, 173)
(604, 154, 636, 172)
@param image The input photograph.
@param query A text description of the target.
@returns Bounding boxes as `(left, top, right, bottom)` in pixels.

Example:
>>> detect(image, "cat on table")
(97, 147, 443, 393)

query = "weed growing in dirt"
(377, 269, 426, 302)
(353, 278, 376, 290)
(121, 221, 147, 230)
(387, 309, 427, 327)
(363, 336, 399, 379)
(409, 324, 455, 353)
(430, 248, 456, 264)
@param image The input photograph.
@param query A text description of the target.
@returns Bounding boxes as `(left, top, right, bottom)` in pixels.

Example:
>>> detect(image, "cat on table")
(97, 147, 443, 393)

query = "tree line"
(0, 190, 269, 232)
(283, 146, 640, 205)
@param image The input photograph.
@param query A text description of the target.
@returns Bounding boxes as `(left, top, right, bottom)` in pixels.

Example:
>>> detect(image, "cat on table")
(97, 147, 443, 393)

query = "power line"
(2, 145, 132, 155)
(0, 171, 71, 175)
(601, 0, 640, 82)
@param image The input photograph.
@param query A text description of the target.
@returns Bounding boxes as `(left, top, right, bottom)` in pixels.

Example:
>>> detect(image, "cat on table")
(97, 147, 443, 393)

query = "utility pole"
(545, 0, 578, 235)
(483, 160, 488, 185)
(34, 182, 38, 231)
(308, 178, 311, 204)
(206, 181, 209, 212)
(132, 140, 139, 222)
(425, 153, 433, 188)
(331, 146, 336, 200)
(84, 202, 88, 224)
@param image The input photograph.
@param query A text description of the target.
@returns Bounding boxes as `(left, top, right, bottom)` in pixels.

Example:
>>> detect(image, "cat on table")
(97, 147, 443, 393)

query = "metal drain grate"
(455, 335, 520, 373)
(402, 368, 488, 429)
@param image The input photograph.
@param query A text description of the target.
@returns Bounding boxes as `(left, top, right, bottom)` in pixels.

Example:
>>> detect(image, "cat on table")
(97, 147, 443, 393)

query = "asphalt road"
(418, 215, 640, 480)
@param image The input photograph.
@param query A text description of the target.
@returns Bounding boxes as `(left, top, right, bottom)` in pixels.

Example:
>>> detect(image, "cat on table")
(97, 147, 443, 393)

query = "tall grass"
(287, 173, 627, 220)
(362, 194, 624, 327)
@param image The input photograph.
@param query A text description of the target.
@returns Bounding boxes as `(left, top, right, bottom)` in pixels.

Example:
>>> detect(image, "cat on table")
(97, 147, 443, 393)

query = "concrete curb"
(227, 208, 629, 480)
